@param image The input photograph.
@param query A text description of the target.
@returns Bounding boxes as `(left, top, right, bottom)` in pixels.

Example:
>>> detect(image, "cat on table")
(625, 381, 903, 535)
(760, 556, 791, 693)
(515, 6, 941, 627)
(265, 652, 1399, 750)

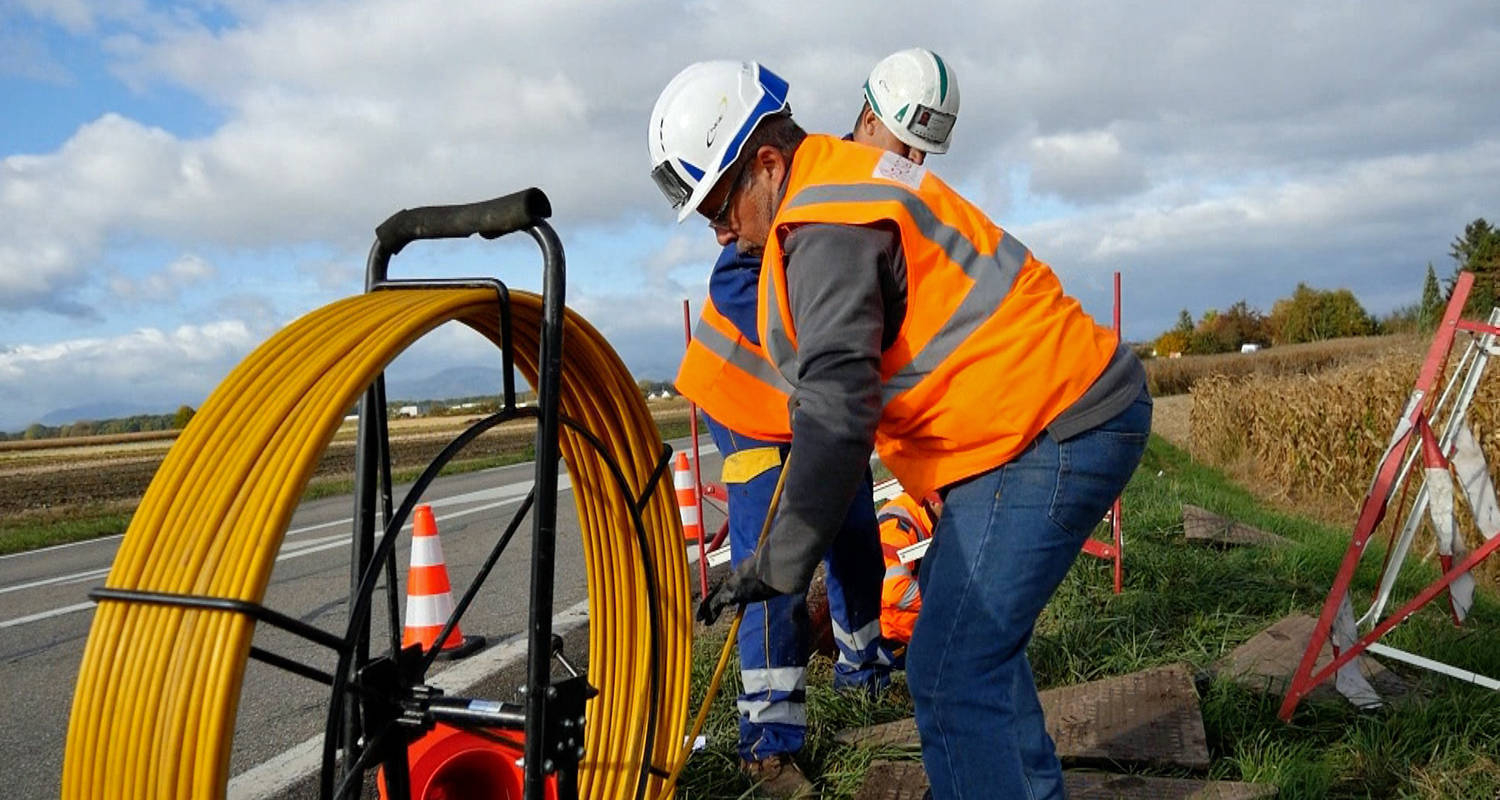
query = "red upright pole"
(1111, 271, 1124, 594)
(682, 300, 709, 598)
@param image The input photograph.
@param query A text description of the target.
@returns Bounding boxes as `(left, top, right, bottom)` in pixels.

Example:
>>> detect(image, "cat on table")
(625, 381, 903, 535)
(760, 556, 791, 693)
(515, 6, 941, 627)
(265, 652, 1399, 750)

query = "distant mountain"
(40, 401, 156, 426)
(385, 365, 507, 403)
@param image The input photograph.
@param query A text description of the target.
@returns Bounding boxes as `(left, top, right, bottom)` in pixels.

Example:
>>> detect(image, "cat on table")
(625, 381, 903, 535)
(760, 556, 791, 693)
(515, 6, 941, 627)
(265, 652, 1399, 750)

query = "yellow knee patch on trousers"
(722, 446, 782, 484)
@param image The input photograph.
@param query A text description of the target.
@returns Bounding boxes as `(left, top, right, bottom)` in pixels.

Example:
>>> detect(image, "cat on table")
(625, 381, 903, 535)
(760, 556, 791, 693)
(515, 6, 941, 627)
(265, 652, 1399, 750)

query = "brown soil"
(1151, 394, 1192, 449)
(0, 403, 694, 517)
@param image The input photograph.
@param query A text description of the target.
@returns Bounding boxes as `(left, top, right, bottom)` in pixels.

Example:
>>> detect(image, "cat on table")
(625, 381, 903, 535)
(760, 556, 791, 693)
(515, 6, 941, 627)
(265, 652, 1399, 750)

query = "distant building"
(1240, 343, 1261, 354)
(397, 405, 420, 418)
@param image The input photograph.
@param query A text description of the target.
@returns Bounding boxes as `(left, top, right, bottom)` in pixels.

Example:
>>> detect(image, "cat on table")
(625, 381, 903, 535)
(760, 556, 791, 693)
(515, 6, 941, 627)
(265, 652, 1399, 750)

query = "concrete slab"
(1214, 613, 1408, 702)
(851, 760, 927, 800)
(835, 716, 918, 749)
(838, 664, 1210, 769)
(1182, 505, 1294, 548)
(1066, 772, 1279, 799)
(1043, 663, 1210, 769)
(851, 762, 1278, 800)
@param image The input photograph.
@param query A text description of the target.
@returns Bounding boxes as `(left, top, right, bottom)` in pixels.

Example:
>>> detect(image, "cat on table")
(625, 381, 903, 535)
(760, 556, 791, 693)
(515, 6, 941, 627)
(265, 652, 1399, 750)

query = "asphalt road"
(0, 435, 724, 800)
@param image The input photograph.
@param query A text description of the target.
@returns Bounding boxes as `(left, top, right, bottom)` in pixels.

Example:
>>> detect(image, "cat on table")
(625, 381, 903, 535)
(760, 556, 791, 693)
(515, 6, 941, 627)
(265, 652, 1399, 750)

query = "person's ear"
(860, 107, 880, 136)
(753, 144, 787, 186)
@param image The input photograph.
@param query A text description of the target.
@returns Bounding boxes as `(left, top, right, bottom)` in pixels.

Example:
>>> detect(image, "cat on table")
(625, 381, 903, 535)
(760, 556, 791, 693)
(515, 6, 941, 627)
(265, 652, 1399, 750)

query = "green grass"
(0, 417, 702, 554)
(0, 507, 135, 556)
(677, 435, 1500, 799)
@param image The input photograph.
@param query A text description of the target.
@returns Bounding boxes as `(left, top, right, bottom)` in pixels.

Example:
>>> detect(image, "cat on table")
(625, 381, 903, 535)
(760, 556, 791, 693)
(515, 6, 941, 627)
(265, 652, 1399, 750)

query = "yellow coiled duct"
(62, 288, 691, 799)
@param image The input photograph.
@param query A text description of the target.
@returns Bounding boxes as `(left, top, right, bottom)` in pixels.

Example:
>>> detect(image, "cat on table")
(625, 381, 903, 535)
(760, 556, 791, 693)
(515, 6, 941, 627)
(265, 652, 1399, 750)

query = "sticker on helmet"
(706, 96, 729, 148)
(907, 104, 955, 146)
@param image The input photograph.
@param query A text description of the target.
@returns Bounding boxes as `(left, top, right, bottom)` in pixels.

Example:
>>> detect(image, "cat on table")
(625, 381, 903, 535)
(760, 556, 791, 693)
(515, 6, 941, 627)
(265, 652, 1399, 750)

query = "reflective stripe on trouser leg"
(823, 468, 895, 690)
(703, 415, 808, 761)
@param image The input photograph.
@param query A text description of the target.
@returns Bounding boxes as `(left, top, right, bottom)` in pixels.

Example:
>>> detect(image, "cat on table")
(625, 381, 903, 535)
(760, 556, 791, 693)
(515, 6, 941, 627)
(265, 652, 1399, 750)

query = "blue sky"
(3, 1, 1499, 431)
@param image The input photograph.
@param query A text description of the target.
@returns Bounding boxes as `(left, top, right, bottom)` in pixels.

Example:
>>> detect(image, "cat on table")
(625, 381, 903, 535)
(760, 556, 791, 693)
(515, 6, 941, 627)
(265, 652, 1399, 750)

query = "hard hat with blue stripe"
(648, 61, 791, 223)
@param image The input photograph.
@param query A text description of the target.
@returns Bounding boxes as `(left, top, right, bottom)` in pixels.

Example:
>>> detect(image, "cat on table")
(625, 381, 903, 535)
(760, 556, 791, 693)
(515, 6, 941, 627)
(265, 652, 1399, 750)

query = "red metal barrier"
(1279, 271, 1500, 719)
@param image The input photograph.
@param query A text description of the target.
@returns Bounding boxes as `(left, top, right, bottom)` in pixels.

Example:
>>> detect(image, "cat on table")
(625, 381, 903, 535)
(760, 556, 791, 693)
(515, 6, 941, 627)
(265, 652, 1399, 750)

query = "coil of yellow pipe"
(62, 288, 691, 800)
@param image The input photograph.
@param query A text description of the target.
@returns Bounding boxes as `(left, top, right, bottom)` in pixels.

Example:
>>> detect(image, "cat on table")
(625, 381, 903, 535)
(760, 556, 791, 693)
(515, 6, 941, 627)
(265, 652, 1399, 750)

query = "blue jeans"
(907, 388, 1151, 800)
(704, 416, 892, 761)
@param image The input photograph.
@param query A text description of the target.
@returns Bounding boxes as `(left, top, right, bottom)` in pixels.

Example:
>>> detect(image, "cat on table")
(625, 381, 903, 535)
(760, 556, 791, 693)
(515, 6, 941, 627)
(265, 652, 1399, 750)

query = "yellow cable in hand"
(656, 453, 791, 799)
(63, 288, 691, 800)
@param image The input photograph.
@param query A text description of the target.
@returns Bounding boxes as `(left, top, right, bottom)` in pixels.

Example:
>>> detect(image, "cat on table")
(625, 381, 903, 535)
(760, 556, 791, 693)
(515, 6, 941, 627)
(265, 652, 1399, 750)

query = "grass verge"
(677, 435, 1500, 799)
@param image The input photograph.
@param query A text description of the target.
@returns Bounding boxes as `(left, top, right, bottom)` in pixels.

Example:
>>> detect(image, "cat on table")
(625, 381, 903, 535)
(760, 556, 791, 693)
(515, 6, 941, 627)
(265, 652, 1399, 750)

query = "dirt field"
(2, 401, 694, 517)
(1150, 394, 1192, 449)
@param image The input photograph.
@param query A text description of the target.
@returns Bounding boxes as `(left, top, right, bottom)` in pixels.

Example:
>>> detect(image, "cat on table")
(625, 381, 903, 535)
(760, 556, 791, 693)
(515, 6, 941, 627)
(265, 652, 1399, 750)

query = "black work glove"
(695, 564, 783, 626)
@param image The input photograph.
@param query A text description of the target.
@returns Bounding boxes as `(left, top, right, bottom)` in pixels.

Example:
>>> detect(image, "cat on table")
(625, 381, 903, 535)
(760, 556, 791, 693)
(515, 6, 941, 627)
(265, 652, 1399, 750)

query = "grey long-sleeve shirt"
(745, 222, 901, 594)
(742, 221, 1144, 595)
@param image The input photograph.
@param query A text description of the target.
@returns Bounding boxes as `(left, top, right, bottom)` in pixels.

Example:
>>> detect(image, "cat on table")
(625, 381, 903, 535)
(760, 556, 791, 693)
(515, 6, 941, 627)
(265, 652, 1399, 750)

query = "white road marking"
(0, 438, 719, 627)
(0, 601, 96, 630)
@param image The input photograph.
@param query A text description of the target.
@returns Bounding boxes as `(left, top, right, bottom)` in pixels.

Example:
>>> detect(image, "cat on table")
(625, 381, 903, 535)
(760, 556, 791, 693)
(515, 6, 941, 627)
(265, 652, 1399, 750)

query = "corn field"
(1190, 338, 1500, 585)
(1144, 334, 1418, 396)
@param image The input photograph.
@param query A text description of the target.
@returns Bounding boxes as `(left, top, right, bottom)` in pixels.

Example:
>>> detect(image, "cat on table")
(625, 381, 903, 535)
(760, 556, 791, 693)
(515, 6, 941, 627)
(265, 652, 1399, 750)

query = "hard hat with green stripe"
(863, 48, 960, 154)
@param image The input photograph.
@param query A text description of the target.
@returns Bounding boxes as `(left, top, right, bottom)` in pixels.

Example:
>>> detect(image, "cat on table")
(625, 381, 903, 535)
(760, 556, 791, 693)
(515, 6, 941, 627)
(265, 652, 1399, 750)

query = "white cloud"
(109, 253, 216, 303)
(0, 320, 259, 429)
(0, 28, 71, 82)
(2, 0, 1500, 399)
(12, 0, 99, 34)
(1027, 129, 1146, 203)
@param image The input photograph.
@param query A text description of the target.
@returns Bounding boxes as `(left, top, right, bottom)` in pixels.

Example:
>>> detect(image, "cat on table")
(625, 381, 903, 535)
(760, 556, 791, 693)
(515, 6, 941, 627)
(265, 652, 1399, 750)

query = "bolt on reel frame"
(63, 189, 694, 800)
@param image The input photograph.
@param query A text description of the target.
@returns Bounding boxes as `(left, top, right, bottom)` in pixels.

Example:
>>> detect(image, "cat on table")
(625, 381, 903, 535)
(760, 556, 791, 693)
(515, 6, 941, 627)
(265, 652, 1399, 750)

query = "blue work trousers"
(907, 388, 1151, 800)
(704, 416, 892, 761)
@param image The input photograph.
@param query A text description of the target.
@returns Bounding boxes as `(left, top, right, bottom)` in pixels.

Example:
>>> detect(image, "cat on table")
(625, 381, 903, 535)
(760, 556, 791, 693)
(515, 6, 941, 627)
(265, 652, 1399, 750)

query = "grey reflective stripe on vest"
(692, 316, 795, 394)
(877, 504, 921, 532)
(761, 275, 801, 384)
(779, 183, 1026, 404)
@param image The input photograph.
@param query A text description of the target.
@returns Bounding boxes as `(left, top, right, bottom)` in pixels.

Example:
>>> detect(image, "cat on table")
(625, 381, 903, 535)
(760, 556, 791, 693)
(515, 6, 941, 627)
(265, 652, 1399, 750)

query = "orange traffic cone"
(403, 504, 484, 659)
(674, 452, 702, 543)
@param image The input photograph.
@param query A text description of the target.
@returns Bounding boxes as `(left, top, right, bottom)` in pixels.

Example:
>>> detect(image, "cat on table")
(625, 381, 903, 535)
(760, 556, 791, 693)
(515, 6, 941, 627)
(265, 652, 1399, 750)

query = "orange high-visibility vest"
(758, 134, 1118, 498)
(877, 492, 933, 644)
(675, 293, 794, 442)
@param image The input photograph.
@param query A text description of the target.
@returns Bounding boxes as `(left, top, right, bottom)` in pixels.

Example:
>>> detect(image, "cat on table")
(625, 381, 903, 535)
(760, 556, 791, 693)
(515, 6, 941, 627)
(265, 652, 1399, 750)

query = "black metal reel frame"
(86, 189, 678, 800)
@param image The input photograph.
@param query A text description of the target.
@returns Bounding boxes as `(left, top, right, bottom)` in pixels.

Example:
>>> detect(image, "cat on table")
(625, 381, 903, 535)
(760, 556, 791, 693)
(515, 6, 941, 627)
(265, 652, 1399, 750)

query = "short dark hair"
(742, 110, 806, 161)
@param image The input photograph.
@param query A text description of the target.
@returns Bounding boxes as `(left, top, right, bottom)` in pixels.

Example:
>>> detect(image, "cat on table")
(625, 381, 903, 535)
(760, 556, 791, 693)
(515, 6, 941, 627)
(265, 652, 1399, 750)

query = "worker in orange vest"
(876, 491, 941, 657)
(650, 61, 1150, 800)
(669, 51, 963, 798)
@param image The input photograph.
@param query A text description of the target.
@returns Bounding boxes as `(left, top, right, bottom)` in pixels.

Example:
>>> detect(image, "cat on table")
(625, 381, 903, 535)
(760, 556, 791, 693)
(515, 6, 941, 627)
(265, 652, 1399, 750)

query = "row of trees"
(1152, 217, 1497, 356)
(1154, 286, 1379, 357)
(3, 405, 196, 441)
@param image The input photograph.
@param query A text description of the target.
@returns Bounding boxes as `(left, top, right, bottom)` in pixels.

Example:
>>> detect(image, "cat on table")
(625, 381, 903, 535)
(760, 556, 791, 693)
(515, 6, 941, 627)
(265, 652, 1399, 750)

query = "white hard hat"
(863, 48, 960, 154)
(648, 61, 791, 222)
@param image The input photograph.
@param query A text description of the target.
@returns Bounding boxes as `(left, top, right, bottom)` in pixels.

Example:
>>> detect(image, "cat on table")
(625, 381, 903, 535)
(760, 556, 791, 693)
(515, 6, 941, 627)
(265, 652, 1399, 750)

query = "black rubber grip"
(375, 187, 552, 254)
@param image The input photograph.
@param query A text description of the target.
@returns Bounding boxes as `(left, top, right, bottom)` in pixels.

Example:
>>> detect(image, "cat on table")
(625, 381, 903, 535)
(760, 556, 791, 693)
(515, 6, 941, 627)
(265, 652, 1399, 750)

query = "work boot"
(741, 753, 816, 799)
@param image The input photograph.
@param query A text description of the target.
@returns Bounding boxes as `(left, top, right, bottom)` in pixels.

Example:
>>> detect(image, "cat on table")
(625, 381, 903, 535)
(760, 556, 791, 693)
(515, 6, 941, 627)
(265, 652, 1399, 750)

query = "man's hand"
(695, 565, 782, 626)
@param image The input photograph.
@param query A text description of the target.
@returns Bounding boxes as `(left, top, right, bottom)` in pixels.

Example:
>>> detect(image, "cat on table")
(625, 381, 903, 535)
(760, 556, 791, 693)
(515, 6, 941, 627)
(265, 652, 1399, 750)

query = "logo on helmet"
(705, 95, 729, 148)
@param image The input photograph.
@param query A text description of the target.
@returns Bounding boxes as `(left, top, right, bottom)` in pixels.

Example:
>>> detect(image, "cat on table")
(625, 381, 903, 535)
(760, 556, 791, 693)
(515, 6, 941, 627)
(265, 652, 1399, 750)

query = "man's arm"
(744, 222, 903, 594)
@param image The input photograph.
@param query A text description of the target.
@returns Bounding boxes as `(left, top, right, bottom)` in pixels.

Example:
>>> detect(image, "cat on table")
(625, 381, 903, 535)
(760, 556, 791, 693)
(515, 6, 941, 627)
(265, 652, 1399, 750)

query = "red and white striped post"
(1111, 270, 1124, 594)
(682, 299, 710, 598)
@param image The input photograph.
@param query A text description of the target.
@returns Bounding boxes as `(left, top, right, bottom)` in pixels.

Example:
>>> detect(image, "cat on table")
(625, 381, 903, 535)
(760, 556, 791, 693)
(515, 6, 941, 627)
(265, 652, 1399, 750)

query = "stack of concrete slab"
(851, 761, 1277, 800)
(843, 663, 1277, 797)
(839, 664, 1208, 768)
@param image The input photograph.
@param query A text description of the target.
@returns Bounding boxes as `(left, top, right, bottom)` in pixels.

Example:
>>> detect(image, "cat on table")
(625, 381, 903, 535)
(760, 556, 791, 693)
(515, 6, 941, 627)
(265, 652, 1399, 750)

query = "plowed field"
(1, 402, 693, 517)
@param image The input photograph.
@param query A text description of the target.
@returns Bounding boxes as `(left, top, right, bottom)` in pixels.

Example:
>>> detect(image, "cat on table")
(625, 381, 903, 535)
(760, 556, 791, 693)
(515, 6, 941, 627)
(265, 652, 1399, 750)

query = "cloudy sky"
(3, 1, 1498, 431)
